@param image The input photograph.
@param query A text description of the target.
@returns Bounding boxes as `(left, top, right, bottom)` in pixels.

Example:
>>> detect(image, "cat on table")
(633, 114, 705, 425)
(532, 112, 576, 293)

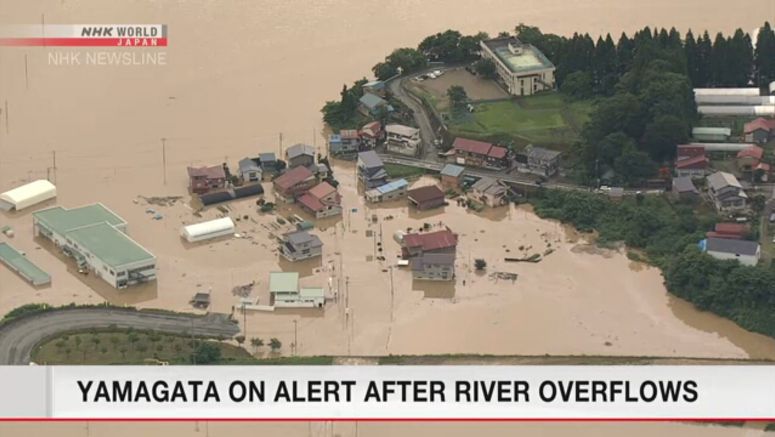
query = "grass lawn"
(384, 163, 427, 179)
(32, 329, 254, 365)
(448, 93, 593, 149)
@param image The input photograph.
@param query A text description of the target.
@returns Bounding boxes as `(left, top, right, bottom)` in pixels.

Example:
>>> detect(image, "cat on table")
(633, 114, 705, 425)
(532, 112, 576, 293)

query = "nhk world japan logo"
(0, 24, 167, 47)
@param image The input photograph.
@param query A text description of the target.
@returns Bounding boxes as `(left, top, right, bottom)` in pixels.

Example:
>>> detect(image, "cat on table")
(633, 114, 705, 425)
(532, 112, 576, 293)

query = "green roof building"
(0, 242, 51, 286)
(32, 203, 156, 289)
(268, 272, 324, 308)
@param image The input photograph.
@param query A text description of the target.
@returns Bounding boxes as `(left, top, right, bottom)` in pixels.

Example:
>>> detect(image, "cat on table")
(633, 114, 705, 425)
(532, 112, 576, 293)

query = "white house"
(385, 124, 421, 156)
(269, 272, 325, 308)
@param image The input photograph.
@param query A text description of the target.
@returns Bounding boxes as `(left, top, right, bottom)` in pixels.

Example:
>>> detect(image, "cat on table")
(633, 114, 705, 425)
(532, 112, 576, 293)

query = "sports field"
(449, 93, 593, 148)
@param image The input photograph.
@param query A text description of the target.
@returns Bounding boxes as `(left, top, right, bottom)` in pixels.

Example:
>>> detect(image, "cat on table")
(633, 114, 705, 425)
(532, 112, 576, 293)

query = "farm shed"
(0, 179, 56, 211)
(181, 217, 236, 243)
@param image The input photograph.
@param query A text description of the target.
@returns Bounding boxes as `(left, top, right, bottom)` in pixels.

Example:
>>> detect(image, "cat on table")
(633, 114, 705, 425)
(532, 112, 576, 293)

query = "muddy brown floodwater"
(2, 0, 775, 435)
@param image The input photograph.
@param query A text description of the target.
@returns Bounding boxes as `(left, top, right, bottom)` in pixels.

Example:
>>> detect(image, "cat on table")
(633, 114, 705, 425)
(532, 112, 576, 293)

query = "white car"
(427, 72, 437, 79)
(433, 69, 444, 76)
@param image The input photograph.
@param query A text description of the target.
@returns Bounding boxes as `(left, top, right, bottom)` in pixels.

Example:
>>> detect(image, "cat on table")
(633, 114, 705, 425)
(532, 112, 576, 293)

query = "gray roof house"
(468, 176, 508, 207)
(673, 176, 699, 199)
(706, 171, 747, 211)
(285, 144, 316, 169)
(259, 152, 280, 178)
(358, 93, 392, 116)
(523, 146, 561, 177)
(279, 230, 323, 262)
(357, 151, 388, 188)
(238, 158, 262, 183)
(703, 237, 760, 266)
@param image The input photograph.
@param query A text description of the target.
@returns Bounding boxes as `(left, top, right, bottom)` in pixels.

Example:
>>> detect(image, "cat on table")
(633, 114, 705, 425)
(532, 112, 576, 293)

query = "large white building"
(0, 180, 56, 211)
(479, 37, 555, 96)
(33, 204, 156, 289)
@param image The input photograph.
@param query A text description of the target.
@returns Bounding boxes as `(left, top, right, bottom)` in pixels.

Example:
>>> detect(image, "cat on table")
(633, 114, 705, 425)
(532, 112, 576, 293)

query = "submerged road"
(0, 308, 240, 365)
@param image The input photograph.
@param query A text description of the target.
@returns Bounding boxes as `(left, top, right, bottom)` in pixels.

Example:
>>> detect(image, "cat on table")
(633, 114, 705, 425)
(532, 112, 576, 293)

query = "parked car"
(769, 212, 775, 223)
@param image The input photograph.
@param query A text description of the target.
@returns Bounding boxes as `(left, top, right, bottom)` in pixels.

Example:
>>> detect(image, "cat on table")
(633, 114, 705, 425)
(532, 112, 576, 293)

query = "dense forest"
(516, 23, 775, 186)
(531, 190, 775, 340)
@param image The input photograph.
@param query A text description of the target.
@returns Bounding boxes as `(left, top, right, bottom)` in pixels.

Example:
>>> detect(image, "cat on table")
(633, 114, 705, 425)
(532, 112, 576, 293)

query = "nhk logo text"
(0, 24, 168, 47)
(47, 51, 167, 66)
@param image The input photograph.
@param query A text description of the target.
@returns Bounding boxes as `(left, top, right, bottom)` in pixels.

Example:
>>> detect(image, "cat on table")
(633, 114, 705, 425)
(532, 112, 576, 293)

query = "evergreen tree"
(592, 34, 618, 94)
(616, 32, 635, 75)
(755, 22, 775, 86)
(684, 30, 701, 86)
(696, 31, 713, 86)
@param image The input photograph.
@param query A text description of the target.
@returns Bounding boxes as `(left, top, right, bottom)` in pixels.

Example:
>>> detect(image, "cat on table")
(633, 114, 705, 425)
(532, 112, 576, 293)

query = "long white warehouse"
(694, 88, 762, 96)
(181, 217, 235, 243)
(698, 105, 775, 117)
(0, 180, 57, 211)
(688, 142, 756, 153)
(695, 95, 775, 105)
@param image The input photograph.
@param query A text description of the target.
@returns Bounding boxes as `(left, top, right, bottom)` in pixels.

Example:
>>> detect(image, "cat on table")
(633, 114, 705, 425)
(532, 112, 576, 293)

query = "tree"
(372, 62, 398, 81)
(250, 337, 264, 352)
(235, 335, 246, 345)
(560, 71, 593, 100)
(613, 144, 657, 186)
(269, 338, 282, 352)
(755, 22, 775, 86)
(192, 343, 221, 364)
(474, 58, 497, 79)
(640, 115, 689, 161)
(447, 85, 468, 110)
(474, 259, 487, 271)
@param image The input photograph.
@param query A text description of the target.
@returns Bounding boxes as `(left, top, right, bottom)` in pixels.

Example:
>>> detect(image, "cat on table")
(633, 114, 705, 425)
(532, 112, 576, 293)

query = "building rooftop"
(33, 204, 126, 235)
(705, 237, 759, 256)
(297, 193, 325, 212)
(283, 230, 323, 248)
(299, 287, 325, 298)
(471, 176, 506, 195)
(440, 164, 465, 178)
(744, 117, 775, 133)
(453, 137, 493, 155)
(269, 272, 299, 293)
(526, 146, 561, 161)
(238, 157, 261, 172)
(386, 124, 420, 137)
(675, 154, 708, 169)
(187, 165, 225, 179)
(66, 222, 155, 268)
(481, 37, 555, 75)
(737, 145, 764, 160)
(407, 185, 445, 203)
(707, 171, 742, 191)
(259, 152, 277, 163)
(692, 126, 732, 136)
(274, 166, 314, 191)
(307, 181, 337, 200)
(359, 93, 388, 110)
(357, 150, 384, 169)
(673, 176, 698, 194)
(0, 242, 51, 286)
(376, 179, 409, 194)
(286, 144, 315, 160)
(360, 121, 382, 138)
(402, 229, 458, 252)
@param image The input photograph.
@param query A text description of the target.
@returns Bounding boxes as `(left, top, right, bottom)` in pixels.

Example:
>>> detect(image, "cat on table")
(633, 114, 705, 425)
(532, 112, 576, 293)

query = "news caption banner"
(2, 366, 775, 420)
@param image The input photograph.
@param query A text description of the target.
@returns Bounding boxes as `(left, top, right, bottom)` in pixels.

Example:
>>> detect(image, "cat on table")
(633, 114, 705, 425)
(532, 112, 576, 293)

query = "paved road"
(0, 308, 240, 365)
(386, 75, 438, 160)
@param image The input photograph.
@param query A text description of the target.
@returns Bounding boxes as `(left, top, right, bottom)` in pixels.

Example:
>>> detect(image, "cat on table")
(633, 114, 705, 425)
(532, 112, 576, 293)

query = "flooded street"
(2, 0, 775, 434)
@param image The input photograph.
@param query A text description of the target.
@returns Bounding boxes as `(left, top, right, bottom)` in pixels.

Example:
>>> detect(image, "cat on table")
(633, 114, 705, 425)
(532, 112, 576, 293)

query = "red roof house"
(706, 222, 749, 239)
(676, 144, 705, 159)
(297, 181, 342, 219)
(188, 165, 227, 194)
(401, 228, 458, 258)
(407, 185, 446, 210)
(273, 166, 316, 200)
(744, 118, 775, 144)
(451, 138, 509, 169)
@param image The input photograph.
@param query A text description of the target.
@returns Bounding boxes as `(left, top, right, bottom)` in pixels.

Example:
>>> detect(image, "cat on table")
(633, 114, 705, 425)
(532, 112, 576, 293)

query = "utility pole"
(293, 319, 298, 356)
(161, 138, 167, 185)
(4, 100, 9, 135)
(278, 132, 283, 157)
(52, 150, 57, 184)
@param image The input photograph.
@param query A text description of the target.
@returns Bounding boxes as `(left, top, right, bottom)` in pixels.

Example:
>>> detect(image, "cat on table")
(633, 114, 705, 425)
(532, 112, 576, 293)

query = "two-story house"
(706, 171, 748, 211)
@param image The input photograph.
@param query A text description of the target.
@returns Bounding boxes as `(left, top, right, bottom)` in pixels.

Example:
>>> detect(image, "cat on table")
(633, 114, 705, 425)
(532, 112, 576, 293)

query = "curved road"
(0, 309, 240, 365)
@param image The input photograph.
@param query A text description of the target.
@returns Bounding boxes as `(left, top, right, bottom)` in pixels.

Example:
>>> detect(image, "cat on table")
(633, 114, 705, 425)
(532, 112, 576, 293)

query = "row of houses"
(675, 143, 770, 182)
(445, 138, 561, 177)
(329, 122, 422, 157)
